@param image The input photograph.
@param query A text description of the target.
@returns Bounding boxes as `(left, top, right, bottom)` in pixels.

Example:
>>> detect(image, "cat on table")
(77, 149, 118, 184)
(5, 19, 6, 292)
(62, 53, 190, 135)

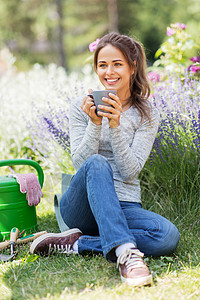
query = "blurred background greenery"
(0, 0, 199, 71)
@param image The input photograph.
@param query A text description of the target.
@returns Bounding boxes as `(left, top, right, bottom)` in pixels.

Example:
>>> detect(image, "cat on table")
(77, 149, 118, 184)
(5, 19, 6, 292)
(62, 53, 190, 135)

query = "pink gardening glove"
(9, 173, 43, 206)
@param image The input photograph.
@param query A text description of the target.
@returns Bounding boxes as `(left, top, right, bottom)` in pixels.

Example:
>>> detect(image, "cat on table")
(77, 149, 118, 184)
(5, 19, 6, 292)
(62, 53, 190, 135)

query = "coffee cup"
(89, 90, 117, 114)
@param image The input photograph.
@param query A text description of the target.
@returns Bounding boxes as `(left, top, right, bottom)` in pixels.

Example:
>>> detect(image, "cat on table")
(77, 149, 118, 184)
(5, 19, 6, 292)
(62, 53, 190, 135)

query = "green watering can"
(0, 159, 44, 241)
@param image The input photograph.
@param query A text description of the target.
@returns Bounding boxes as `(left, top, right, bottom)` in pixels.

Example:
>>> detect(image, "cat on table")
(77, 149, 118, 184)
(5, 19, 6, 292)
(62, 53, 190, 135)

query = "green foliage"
(0, 0, 57, 69)
(0, 0, 200, 70)
(141, 153, 200, 220)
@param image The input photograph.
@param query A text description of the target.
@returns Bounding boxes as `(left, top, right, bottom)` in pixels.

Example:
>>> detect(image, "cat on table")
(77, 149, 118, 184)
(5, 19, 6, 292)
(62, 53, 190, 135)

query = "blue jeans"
(60, 154, 180, 261)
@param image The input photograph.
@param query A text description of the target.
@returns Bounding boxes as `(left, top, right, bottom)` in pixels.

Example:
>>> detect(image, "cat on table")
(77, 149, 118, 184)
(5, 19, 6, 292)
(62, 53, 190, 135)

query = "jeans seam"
(86, 166, 106, 243)
(128, 218, 160, 237)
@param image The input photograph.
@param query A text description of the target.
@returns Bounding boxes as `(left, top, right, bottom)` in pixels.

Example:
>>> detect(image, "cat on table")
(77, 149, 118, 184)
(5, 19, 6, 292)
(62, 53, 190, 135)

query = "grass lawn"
(0, 175, 200, 300)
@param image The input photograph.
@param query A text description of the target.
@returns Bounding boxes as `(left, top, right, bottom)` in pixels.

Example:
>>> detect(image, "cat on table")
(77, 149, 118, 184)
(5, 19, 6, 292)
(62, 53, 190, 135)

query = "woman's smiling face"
(96, 44, 134, 101)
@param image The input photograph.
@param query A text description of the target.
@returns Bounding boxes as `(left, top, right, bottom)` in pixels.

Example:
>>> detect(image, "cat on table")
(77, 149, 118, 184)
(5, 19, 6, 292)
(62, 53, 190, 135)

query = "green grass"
(0, 175, 200, 300)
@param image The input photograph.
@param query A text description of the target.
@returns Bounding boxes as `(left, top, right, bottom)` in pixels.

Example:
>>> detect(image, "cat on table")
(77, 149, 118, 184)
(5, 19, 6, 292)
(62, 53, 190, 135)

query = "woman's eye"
(99, 64, 107, 68)
(115, 63, 122, 66)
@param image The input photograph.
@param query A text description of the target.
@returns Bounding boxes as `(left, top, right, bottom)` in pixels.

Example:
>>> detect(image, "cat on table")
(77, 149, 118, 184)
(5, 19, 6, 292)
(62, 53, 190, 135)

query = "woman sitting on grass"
(30, 32, 180, 287)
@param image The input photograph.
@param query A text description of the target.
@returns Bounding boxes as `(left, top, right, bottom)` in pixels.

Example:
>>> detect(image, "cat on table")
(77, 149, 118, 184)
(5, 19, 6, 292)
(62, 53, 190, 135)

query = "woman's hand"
(81, 89, 103, 125)
(97, 92, 122, 128)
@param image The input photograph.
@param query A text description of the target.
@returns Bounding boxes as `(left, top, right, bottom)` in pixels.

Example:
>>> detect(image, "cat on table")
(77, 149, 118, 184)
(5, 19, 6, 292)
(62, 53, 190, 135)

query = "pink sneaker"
(117, 248, 152, 286)
(30, 228, 82, 256)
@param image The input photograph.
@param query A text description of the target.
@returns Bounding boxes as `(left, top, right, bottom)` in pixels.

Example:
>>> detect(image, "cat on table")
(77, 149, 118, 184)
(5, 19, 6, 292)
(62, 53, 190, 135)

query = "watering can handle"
(0, 159, 44, 188)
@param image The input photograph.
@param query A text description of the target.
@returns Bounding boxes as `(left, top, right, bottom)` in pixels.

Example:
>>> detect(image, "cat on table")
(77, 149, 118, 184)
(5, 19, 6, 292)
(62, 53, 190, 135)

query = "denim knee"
(139, 216, 180, 257)
(86, 154, 113, 174)
(87, 154, 108, 165)
(153, 221, 180, 257)
(165, 223, 180, 254)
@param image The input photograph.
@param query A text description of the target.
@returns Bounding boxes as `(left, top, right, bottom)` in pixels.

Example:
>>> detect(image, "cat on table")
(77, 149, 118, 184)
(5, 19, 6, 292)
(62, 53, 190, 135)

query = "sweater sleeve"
(109, 105, 160, 181)
(69, 97, 102, 170)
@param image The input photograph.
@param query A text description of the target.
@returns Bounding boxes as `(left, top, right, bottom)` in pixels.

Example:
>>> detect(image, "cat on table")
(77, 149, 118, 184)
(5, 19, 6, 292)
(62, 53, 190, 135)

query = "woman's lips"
(105, 78, 120, 85)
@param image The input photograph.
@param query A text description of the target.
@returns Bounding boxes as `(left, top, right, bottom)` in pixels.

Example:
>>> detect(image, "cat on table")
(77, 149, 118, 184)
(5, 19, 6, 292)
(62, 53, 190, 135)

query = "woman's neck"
(121, 97, 132, 112)
(117, 90, 132, 112)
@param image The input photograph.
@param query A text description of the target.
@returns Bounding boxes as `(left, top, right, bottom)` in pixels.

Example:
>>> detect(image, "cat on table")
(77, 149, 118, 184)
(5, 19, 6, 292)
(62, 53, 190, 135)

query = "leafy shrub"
(0, 62, 99, 163)
(142, 72, 200, 218)
(25, 64, 101, 175)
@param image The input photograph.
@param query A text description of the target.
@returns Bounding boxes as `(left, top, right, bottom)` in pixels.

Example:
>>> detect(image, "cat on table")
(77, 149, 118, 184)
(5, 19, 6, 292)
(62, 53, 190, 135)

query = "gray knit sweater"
(69, 96, 160, 203)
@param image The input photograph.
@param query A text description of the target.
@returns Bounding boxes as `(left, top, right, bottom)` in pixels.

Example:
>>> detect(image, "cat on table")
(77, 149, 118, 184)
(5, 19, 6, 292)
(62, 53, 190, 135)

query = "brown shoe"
(30, 228, 82, 256)
(117, 248, 152, 287)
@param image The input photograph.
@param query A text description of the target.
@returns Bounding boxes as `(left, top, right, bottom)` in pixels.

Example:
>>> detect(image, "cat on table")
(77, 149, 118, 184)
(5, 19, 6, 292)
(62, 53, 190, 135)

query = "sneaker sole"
(121, 273, 152, 287)
(30, 228, 82, 254)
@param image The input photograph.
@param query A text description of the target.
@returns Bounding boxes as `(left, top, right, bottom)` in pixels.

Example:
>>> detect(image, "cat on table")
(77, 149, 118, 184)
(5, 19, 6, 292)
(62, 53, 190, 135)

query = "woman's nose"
(106, 65, 114, 75)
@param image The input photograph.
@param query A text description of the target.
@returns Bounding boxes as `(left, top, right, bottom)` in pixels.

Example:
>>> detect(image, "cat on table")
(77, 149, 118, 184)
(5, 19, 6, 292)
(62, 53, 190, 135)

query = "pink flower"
(148, 72, 160, 82)
(190, 56, 200, 63)
(89, 39, 100, 53)
(188, 65, 200, 73)
(167, 27, 175, 36)
(176, 22, 187, 30)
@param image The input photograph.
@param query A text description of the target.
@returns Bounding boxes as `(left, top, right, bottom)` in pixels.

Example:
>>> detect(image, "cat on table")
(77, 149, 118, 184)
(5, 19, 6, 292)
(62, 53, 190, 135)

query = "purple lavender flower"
(43, 116, 70, 151)
(26, 100, 71, 165)
(151, 72, 200, 166)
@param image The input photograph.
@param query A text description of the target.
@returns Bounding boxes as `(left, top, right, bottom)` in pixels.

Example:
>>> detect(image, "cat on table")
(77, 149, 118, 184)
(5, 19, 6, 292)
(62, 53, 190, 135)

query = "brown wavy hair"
(93, 32, 151, 122)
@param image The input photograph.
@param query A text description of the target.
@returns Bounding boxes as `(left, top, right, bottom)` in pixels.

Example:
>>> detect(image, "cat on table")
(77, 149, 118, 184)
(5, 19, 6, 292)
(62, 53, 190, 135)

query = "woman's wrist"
(91, 118, 102, 125)
(109, 123, 120, 128)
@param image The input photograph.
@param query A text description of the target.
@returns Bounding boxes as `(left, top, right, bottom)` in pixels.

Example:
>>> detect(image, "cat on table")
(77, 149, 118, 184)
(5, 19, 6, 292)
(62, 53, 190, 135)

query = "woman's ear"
(131, 61, 136, 75)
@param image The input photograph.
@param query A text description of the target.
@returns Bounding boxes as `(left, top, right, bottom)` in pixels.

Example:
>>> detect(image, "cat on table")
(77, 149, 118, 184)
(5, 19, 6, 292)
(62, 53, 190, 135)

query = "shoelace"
(117, 248, 146, 271)
(48, 243, 74, 254)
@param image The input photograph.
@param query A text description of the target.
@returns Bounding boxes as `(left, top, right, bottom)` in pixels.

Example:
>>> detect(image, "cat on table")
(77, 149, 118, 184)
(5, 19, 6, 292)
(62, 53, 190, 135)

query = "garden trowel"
(0, 227, 19, 262)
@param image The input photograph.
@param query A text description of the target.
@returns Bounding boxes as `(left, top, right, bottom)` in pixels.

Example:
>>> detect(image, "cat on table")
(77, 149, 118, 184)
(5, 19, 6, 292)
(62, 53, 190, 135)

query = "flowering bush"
(141, 72, 200, 214)
(152, 23, 199, 78)
(0, 61, 99, 164)
(151, 73, 199, 165)
(24, 64, 101, 175)
(26, 101, 73, 175)
(0, 64, 65, 160)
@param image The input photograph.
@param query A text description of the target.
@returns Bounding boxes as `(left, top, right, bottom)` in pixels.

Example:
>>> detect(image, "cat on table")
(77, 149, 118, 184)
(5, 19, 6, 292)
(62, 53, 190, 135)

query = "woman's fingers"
(81, 94, 103, 125)
(99, 95, 122, 113)
(81, 95, 94, 113)
(108, 92, 121, 106)
(97, 93, 122, 128)
(81, 91, 122, 127)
